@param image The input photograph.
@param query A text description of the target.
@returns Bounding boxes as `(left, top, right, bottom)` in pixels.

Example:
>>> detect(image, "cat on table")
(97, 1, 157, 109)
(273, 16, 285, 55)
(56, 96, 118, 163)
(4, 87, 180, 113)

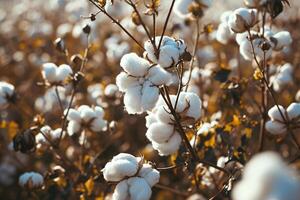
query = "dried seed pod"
(13, 128, 37, 153)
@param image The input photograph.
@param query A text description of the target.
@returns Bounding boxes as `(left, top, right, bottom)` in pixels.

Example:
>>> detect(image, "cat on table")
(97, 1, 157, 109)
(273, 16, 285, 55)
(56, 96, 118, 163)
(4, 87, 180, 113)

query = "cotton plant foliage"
(102, 153, 160, 200)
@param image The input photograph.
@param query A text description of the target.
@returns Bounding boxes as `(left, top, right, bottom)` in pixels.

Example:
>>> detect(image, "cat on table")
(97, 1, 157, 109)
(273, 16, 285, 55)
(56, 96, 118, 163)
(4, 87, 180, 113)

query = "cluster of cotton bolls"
(265, 103, 300, 135)
(102, 153, 160, 200)
(270, 63, 293, 92)
(105, 34, 130, 62)
(145, 92, 202, 156)
(65, 105, 107, 135)
(19, 172, 44, 189)
(174, 0, 212, 18)
(35, 126, 64, 148)
(144, 36, 188, 68)
(116, 53, 173, 114)
(232, 152, 300, 200)
(87, 83, 119, 106)
(0, 81, 15, 109)
(41, 63, 73, 86)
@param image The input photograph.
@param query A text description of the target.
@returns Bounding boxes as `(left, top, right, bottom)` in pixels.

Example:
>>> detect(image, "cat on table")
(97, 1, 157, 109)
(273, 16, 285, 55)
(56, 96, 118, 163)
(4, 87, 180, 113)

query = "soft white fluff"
(287, 103, 300, 120)
(36, 126, 64, 147)
(146, 122, 174, 143)
(272, 31, 292, 51)
(0, 81, 15, 109)
(144, 36, 187, 68)
(103, 153, 160, 200)
(239, 37, 272, 61)
(42, 63, 73, 85)
(104, 84, 119, 97)
(65, 105, 107, 135)
(117, 53, 173, 114)
(232, 152, 300, 200)
(174, 0, 212, 18)
(270, 63, 293, 92)
(152, 133, 182, 156)
(19, 172, 44, 189)
(216, 11, 235, 44)
(228, 8, 257, 33)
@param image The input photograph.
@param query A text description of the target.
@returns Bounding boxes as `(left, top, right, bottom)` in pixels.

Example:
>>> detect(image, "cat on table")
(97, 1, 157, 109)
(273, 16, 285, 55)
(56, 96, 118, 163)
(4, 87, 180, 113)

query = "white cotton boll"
(66, 109, 81, 122)
(19, 172, 44, 189)
(112, 180, 129, 200)
(216, 22, 234, 44)
(104, 84, 118, 97)
(239, 38, 272, 61)
(94, 106, 105, 118)
(147, 66, 172, 86)
(272, 31, 292, 51)
(268, 105, 286, 122)
(141, 81, 159, 111)
(265, 120, 287, 135)
(67, 120, 81, 136)
(90, 118, 106, 132)
(116, 72, 139, 92)
(120, 53, 150, 77)
(281, 63, 293, 74)
(286, 103, 300, 120)
(220, 11, 233, 23)
(127, 177, 152, 200)
(235, 32, 249, 45)
(156, 106, 173, 124)
(145, 113, 157, 128)
(51, 128, 63, 141)
(79, 106, 96, 122)
(0, 82, 15, 99)
(158, 45, 180, 68)
(102, 153, 139, 182)
(55, 64, 72, 83)
(152, 132, 182, 156)
(228, 8, 257, 33)
(138, 164, 160, 187)
(123, 85, 142, 114)
(146, 122, 174, 143)
(42, 63, 57, 83)
(174, 0, 193, 18)
(184, 92, 202, 120)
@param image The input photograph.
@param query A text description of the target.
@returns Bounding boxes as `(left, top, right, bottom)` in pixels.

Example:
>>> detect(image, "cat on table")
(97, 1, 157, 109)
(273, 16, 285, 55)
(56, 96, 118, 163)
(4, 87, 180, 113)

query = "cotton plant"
(227, 8, 257, 33)
(102, 153, 160, 200)
(65, 105, 107, 135)
(270, 63, 293, 92)
(232, 152, 300, 200)
(0, 81, 16, 109)
(145, 92, 202, 156)
(41, 62, 73, 86)
(35, 126, 65, 148)
(116, 53, 173, 114)
(144, 36, 188, 68)
(265, 103, 300, 135)
(174, 0, 212, 18)
(216, 11, 235, 44)
(19, 172, 44, 189)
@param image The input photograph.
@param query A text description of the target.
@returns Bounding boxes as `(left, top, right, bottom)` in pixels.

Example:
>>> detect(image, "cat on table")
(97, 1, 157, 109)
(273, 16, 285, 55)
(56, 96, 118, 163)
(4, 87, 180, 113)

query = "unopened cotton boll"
(272, 31, 292, 51)
(228, 8, 257, 33)
(42, 63, 73, 85)
(19, 172, 44, 189)
(0, 81, 15, 109)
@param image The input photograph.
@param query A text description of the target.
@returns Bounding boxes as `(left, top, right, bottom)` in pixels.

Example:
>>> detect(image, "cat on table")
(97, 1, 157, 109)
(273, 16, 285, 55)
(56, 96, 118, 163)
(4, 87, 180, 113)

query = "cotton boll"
(146, 122, 174, 143)
(174, 0, 193, 18)
(152, 132, 182, 156)
(123, 85, 142, 114)
(19, 172, 44, 189)
(268, 105, 286, 122)
(66, 109, 81, 122)
(55, 64, 72, 83)
(272, 31, 292, 51)
(42, 63, 57, 83)
(102, 153, 139, 182)
(158, 45, 180, 68)
(147, 66, 172, 86)
(138, 164, 160, 187)
(235, 32, 249, 45)
(141, 81, 159, 111)
(216, 22, 234, 44)
(156, 106, 173, 124)
(145, 113, 157, 128)
(104, 84, 118, 97)
(286, 103, 300, 120)
(79, 105, 96, 122)
(239, 38, 272, 61)
(94, 106, 105, 118)
(228, 8, 257, 33)
(112, 180, 129, 200)
(127, 177, 152, 200)
(265, 120, 287, 135)
(120, 53, 150, 77)
(116, 72, 139, 92)
(184, 92, 202, 120)
(67, 120, 81, 135)
(90, 118, 107, 132)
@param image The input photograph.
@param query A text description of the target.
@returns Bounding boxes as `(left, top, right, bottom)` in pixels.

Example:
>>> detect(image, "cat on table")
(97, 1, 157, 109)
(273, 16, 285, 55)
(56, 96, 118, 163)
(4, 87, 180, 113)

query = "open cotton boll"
(228, 8, 257, 33)
(265, 120, 287, 135)
(145, 113, 157, 128)
(94, 106, 105, 118)
(55, 64, 72, 83)
(19, 172, 44, 189)
(152, 132, 182, 156)
(127, 177, 152, 200)
(184, 92, 202, 120)
(272, 31, 292, 51)
(116, 72, 140, 92)
(138, 164, 160, 187)
(140, 81, 160, 111)
(120, 53, 150, 77)
(286, 103, 300, 120)
(156, 106, 173, 124)
(79, 105, 97, 122)
(67, 120, 81, 135)
(66, 109, 81, 122)
(268, 105, 286, 122)
(147, 66, 172, 86)
(104, 84, 118, 97)
(235, 32, 249, 45)
(239, 38, 272, 61)
(41, 63, 73, 84)
(174, 0, 193, 18)
(123, 85, 142, 114)
(216, 22, 234, 44)
(102, 153, 139, 182)
(42, 63, 57, 83)
(90, 118, 107, 132)
(0, 81, 15, 108)
(146, 122, 174, 143)
(112, 180, 129, 200)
